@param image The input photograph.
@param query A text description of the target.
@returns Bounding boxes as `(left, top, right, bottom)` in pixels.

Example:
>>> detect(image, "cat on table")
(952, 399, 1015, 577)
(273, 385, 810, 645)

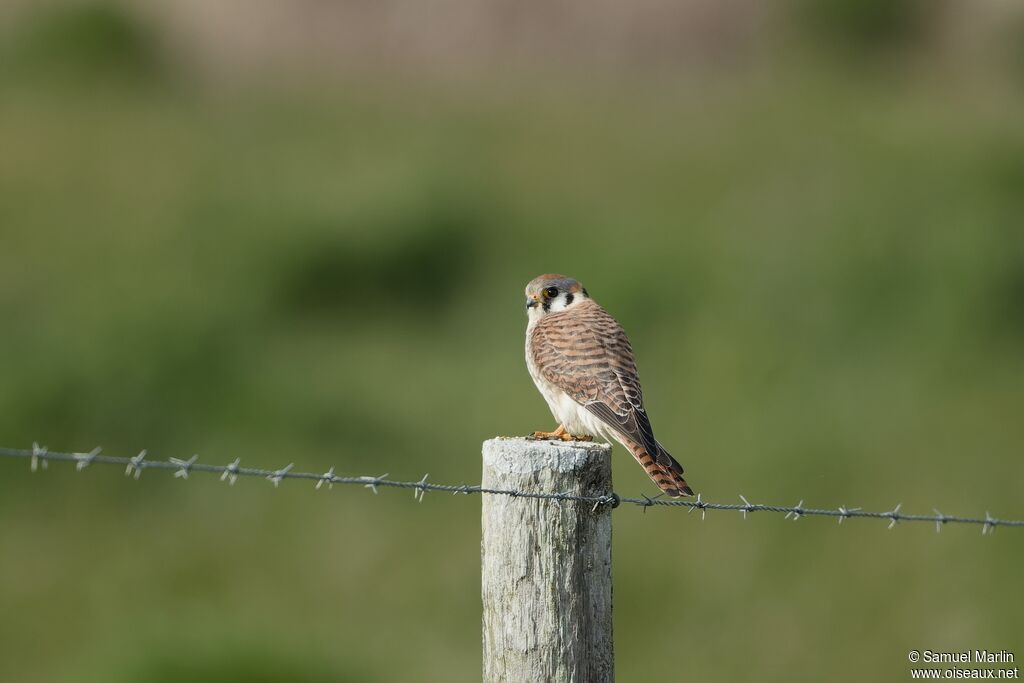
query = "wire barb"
(170, 455, 199, 480)
(267, 463, 293, 488)
(683, 493, 710, 520)
(31, 443, 48, 472)
(125, 450, 147, 480)
(687, 492, 702, 517)
(316, 466, 336, 490)
(361, 473, 388, 495)
(638, 492, 663, 515)
(414, 474, 429, 502)
(837, 506, 861, 525)
(739, 494, 754, 520)
(221, 458, 240, 485)
(886, 503, 903, 530)
(983, 512, 996, 536)
(74, 447, 101, 472)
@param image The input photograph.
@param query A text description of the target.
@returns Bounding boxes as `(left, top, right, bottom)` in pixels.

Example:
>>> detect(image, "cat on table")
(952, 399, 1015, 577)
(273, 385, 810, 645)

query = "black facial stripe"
(582, 288, 589, 297)
(542, 300, 551, 312)
(564, 293, 574, 306)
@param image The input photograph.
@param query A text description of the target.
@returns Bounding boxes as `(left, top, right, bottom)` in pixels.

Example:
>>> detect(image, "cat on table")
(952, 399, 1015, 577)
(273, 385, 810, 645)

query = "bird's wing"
(531, 303, 664, 463)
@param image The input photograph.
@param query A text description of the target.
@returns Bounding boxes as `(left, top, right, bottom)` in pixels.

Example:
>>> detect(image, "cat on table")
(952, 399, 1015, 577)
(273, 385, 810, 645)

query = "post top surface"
(483, 437, 611, 474)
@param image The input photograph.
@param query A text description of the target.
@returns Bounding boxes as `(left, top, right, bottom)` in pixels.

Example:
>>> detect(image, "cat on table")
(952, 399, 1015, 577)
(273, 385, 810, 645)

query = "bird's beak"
(526, 296, 538, 309)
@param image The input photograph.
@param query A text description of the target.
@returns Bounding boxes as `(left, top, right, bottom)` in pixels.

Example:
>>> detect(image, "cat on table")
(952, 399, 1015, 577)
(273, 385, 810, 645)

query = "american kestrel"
(524, 274, 694, 497)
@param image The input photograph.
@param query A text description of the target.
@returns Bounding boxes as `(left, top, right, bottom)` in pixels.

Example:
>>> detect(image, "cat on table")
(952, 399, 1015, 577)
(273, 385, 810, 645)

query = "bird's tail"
(621, 436, 694, 498)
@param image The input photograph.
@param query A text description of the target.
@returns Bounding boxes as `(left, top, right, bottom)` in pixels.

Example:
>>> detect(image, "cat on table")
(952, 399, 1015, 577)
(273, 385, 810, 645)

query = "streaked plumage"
(524, 274, 694, 497)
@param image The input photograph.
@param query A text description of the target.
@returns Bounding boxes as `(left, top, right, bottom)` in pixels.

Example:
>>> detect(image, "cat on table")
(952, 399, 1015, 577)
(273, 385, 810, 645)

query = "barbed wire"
(1, 444, 1020, 535)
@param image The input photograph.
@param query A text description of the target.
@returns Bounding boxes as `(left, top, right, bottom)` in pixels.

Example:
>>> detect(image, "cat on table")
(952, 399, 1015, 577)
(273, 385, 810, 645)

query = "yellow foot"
(531, 424, 571, 441)
(530, 425, 592, 442)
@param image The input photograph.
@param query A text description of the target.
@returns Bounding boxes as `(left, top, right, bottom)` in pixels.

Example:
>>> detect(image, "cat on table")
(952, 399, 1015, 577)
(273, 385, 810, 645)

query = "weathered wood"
(481, 437, 614, 683)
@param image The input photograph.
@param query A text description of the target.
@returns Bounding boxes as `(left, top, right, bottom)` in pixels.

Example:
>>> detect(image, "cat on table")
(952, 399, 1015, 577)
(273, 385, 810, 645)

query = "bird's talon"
(530, 426, 592, 442)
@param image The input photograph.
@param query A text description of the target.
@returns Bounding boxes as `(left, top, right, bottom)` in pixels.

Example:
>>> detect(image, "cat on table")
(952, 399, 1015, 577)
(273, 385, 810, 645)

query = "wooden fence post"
(481, 437, 614, 683)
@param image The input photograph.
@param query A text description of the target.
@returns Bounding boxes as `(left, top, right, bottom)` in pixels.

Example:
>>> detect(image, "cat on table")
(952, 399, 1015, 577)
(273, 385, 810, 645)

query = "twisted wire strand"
(1, 445, 1020, 533)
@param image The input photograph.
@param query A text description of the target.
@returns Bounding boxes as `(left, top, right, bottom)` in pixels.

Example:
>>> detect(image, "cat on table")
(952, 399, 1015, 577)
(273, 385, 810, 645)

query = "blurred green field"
(2, 5, 1024, 681)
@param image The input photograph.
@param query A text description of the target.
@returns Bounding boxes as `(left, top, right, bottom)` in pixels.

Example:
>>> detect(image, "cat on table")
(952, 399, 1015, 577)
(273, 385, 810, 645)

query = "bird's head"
(524, 274, 589, 320)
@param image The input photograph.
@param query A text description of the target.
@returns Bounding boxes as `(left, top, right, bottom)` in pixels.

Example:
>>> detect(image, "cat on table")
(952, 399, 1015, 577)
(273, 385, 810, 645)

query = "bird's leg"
(530, 425, 593, 442)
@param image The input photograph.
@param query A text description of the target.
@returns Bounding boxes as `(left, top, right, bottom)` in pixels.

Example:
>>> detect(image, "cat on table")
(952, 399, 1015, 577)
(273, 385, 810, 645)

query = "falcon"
(524, 274, 694, 497)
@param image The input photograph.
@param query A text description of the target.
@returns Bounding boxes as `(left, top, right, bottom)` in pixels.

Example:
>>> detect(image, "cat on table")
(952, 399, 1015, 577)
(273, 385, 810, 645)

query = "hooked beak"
(526, 295, 539, 309)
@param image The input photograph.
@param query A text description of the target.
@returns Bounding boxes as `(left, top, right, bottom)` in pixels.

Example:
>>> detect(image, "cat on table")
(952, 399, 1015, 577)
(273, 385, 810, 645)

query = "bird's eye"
(543, 287, 558, 298)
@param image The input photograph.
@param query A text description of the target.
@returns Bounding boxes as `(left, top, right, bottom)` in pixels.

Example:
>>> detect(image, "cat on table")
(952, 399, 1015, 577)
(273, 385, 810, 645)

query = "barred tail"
(621, 437, 694, 498)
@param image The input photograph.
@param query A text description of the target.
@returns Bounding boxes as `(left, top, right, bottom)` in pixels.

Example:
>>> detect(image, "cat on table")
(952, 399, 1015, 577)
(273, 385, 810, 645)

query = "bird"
(523, 273, 694, 498)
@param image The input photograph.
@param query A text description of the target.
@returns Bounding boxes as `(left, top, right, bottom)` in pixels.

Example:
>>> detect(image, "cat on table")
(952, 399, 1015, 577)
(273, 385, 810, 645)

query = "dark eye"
(543, 286, 558, 298)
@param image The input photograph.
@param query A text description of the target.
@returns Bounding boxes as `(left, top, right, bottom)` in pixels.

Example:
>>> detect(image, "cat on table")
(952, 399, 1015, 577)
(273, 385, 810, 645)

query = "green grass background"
(1, 4, 1023, 681)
